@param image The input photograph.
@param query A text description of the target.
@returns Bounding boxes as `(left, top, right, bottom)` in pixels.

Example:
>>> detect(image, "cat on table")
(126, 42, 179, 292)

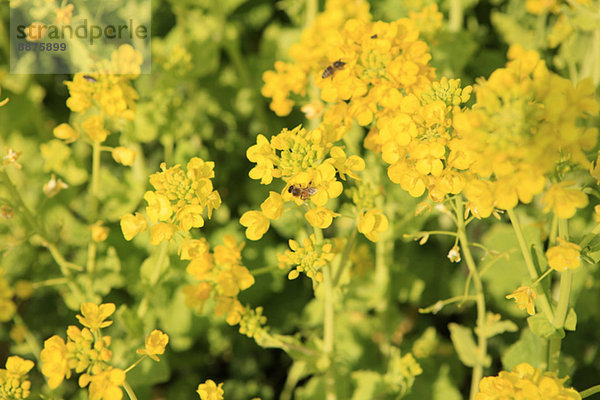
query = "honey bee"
(288, 183, 318, 200)
(321, 60, 346, 79)
(83, 75, 97, 83)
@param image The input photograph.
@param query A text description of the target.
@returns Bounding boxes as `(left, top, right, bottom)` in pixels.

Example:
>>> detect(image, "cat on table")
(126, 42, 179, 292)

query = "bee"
(321, 60, 346, 79)
(371, 34, 378, 39)
(82, 75, 97, 83)
(288, 183, 318, 200)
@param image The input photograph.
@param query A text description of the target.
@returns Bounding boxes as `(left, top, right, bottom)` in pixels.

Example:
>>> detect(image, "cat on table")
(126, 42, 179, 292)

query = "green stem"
(32, 277, 68, 289)
(506, 208, 554, 322)
(122, 381, 138, 400)
(581, 384, 600, 399)
(455, 197, 487, 400)
(419, 295, 477, 314)
(90, 140, 101, 220)
(150, 241, 169, 286)
(332, 228, 357, 286)
(549, 214, 558, 246)
(251, 265, 279, 276)
(531, 268, 553, 288)
(124, 355, 147, 373)
(448, 0, 464, 33)
(313, 226, 336, 400)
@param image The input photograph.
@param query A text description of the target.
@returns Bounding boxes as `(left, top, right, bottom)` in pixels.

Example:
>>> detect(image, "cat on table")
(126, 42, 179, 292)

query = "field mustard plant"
(0, 356, 34, 400)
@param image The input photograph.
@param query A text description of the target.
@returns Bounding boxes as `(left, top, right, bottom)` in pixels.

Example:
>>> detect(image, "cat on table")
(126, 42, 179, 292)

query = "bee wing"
(306, 187, 318, 196)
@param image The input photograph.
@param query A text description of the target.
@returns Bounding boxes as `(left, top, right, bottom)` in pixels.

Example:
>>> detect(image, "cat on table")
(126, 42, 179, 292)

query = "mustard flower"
(144, 191, 173, 223)
(136, 330, 169, 361)
(278, 235, 335, 283)
(357, 209, 389, 242)
(0, 356, 34, 400)
(76, 303, 116, 331)
(240, 210, 270, 241)
(506, 286, 537, 315)
(217, 266, 255, 297)
(111, 147, 136, 166)
(542, 182, 588, 219)
(305, 207, 338, 229)
(214, 296, 245, 326)
(179, 238, 210, 261)
(53, 123, 79, 143)
(149, 222, 176, 245)
(90, 222, 109, 243)
(120, 213, 148, 241)
(447, 245, 461, 263)
(82, 115, 110, 143)
(41, 335, 71, 388)
(260, 192, 284, 220)
(182, 283, 212, 313)
(80, 367, 125, 400)
(546, 238, 582, 272)
(43, 174, 69, 198)
(239, 307, 268, 340)
(197, 379, 224, 400)
(476, 362, 580, 400)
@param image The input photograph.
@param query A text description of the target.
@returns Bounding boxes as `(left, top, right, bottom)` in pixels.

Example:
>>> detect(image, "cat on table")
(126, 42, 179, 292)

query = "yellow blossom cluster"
(40, 302, 168, 399)
(476, 362, 581, 399)
(261, 0, 370, 116)
(121, 157, 221, 245)
(182, 235, 254, 326)
(241, 125, 364, 239)
(278, 234, 335, 283)
(525, 0, 590, 15)
(0, 356, 34, 400)
(454, 45, 598, 218)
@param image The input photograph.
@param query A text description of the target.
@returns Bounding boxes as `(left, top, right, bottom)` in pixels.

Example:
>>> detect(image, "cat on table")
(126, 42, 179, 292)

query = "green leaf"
(564, 308, 577, 331)
(448, 323, 477, 367)
(432, 364, 462, 400)
(475, 313, 518, 338)
(527, 313, 564, 338)
(351, 370, 386, 400)
(502, 328, 545, 370)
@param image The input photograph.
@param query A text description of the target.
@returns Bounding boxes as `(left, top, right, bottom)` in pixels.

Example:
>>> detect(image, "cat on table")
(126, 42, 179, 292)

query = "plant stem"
(449, 0, 464, 33)
(124, 355, 147, 373)
(332, 228, 356, 286)
(150, 240, 169, 286)
(506, 208, 554, 322)
(455, 197, 487, 400)
(581, 384, 600, 398)
(122, 381, 138, 400)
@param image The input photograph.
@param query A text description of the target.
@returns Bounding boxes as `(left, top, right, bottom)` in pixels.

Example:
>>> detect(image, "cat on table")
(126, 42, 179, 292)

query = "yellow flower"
(0, 356, 34, 400)
(179, 238, 210, 261)
(182, 283, 212, 313)
(111, 147, 136, 166)
(41, 335, 71, 388)
(54, 3, 74, 24)
(278, 235, 334, 283)
(76, 303, 116, 331)
(82, 115, 110, 143)
(476, 362, 580, 400)
(149, 222, 176, 245)
(506, 286, 537, 315)
(80, 367, 125, 400)
(260, 192, 284, 220)
(136, 330, 169, 362)
(53, 123, 79, 143)
(120, 213, 148, 241)
(305, 207, 338, 229)
(214, 296, 245, 325)
(197, 379, 224, 400)
(240, 210, 270, 240)
(546, 238, 582, 272)
(542, 182, 588, 219)
(327, 147, 365, 180)
(144, 191, 173, 223)
(357, 209, 389, 242)
(90, 222, 109, 243)
(217, 266, 255, 297)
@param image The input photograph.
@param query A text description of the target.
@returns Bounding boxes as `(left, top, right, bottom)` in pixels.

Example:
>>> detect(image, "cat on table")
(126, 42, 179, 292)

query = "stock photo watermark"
(10, 0, 151, 74)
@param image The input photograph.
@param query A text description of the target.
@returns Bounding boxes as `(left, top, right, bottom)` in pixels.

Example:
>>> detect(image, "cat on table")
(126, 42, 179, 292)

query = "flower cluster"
(40, 302, 168, 399)
(454, 45, 598, 218)
(278, 234, 335, 283)
(0, 356, 34, 400)
(51, 45, 141, 172)
(476, 362, 581, 399)
(182, 235, 254, 326)
(121, 157, 221, 245)
(241, 125, 364, 239)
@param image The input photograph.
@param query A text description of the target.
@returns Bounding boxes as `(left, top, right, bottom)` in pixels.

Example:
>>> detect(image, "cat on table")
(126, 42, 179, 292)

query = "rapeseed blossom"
(121, 157, 221, 244)
(506, 286, 537, 315)
(455, 45, 598, 218)
(279, 235, 335, 283)
(476, 362, 580, 399)
(197, 379, 224, 400)
(136, 330, 169, 361)
(0, 356, 34, 400)
(546, 238, 582, 272)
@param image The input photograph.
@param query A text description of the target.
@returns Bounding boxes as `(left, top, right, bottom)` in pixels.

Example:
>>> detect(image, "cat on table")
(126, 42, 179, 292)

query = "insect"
(82, 75, 97, 83)
(288, 183, 318, 200)
(321, 60, 346, 79)
(371, 34, 378, 38)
